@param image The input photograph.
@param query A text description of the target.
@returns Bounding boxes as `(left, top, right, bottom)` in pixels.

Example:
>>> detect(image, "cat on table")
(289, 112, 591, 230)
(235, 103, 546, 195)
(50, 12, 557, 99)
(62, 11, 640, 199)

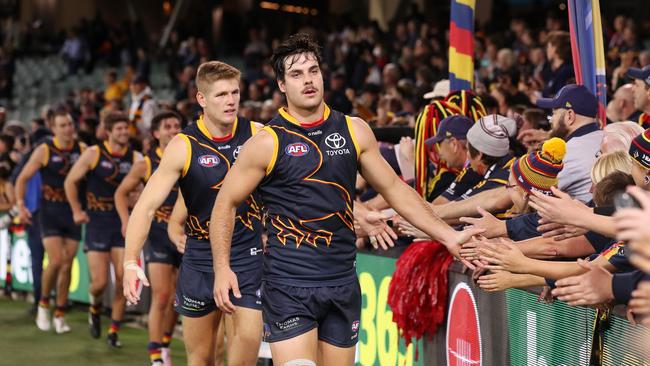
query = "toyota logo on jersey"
(325, 133, 347, 149)
(285, 142, 310, 157)
(198, 155, 220, 167)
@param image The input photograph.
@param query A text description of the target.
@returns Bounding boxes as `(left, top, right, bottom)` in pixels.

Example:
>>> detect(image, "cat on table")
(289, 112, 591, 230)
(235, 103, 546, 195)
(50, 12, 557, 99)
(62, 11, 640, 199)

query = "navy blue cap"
(425, 115, 473, 147)
(626, 66, 650, 86)
(536, 84, 598, 118)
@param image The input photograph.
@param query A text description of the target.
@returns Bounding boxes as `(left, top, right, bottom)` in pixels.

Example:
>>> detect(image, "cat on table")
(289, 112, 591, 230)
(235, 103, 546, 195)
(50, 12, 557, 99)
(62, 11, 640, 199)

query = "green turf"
(0, 298, 187, 365)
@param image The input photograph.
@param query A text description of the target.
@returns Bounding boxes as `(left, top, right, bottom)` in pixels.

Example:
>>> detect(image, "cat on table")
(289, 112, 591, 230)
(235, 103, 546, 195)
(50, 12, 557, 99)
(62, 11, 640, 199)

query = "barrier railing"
(4, 230, 650, 365)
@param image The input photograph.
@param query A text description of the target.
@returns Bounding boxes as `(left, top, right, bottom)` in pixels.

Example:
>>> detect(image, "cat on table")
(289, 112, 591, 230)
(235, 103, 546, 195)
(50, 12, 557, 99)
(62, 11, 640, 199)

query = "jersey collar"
(278, 104, 331, 128)
(197, 114, 238, 142)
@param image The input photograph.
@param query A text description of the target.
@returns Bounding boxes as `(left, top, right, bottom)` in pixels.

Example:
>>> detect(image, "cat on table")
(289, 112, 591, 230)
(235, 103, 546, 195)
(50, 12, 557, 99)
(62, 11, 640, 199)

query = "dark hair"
(0, 134, 14, 151)
(271, 33, 323, 82)
(104, 111, 130, 132)
(508, 136, 527, 157)
(467, 142, 501, 167)
(523, 108, 548, 130)
(546, 31, 571, 62)
(593, 172, 635, 207)
(150, 110, 185, 135)
(83, 117, 99, 129)
(479, 93, 499, 114)
(31, 118, 46, 128)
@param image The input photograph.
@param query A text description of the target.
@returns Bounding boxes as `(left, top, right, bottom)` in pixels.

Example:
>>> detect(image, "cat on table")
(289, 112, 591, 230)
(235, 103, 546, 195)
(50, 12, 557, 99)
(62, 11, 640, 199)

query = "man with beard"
(536, 84, 603, 203)
(430, 85, 602, 240)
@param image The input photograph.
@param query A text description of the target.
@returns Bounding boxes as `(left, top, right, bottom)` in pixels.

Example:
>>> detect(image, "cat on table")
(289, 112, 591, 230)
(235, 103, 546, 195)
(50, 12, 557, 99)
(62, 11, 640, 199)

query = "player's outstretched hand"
(214, 266, 240, 314)
(123, 261, 149, 306)
(358, 210, 397, 250)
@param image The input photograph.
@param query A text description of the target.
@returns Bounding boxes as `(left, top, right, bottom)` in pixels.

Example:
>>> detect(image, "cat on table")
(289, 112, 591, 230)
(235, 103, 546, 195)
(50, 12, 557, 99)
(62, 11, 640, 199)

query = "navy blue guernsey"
(259, 105, 359, 287)
(144, 147, 178, 228)
(40, 138, 83, 209)
(177, 116, 263, 273)
(86, 142, 135, 220)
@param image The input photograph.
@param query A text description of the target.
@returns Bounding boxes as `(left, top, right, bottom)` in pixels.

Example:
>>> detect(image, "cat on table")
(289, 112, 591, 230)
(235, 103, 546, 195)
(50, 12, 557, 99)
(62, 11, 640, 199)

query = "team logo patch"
(198, 155, 220, 167)
(233, 146, 242, 160)
(51, 155, 63, 163)
(100, 161, 113, 169)
(285, 142, 310, 157)
(119, 162, 132, 174)
(351, 320, 360, 332)
(325, 133, 347, 149)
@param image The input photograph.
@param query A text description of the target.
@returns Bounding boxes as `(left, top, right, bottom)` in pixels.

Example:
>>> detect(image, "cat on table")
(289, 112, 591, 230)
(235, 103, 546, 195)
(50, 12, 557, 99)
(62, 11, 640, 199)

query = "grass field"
(0, 297, 187, 365)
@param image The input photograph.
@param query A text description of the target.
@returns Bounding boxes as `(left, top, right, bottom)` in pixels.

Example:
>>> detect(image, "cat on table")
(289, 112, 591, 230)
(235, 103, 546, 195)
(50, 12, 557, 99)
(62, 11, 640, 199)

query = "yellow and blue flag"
(449, 0, 475, 91)
(568, 0, 607, 125)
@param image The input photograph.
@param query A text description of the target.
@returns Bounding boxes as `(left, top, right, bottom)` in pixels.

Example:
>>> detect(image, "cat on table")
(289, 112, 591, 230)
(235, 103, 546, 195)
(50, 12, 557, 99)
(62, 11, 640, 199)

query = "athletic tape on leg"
(282, 359, 317, 366)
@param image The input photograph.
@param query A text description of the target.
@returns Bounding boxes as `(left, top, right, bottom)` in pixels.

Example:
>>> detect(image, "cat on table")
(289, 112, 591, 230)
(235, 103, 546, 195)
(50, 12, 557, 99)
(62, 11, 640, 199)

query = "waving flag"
(449, 0, 475, 91)
(568, 0, 607, 125)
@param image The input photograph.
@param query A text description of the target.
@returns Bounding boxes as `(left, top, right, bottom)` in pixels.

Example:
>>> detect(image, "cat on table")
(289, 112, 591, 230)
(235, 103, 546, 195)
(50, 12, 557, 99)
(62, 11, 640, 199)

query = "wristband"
(123, 260, 138, 269)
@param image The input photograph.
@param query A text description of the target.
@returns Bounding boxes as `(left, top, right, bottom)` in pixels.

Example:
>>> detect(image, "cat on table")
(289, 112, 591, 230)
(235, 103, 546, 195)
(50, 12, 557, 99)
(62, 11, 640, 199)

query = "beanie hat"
(466, 114, 516, 157)
(512, 137, 567, 195)
(629, 128, 650, 170)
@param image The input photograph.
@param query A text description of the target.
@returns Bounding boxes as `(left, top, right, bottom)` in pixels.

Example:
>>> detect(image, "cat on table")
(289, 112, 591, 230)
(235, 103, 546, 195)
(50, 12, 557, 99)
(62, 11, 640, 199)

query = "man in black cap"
(626, 65, 650, 128)
(425, 115, 482, 204)
(536, 84, 603, 203)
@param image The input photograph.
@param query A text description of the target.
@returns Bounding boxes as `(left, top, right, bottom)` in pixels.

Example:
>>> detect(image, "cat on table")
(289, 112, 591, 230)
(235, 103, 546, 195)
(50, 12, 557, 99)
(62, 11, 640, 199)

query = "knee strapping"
(282, 359, 317, 366)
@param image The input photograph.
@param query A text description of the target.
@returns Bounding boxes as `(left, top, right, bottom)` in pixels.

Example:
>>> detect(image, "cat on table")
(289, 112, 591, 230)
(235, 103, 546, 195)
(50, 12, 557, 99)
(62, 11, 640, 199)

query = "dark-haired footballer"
(210, 33, 481, 366)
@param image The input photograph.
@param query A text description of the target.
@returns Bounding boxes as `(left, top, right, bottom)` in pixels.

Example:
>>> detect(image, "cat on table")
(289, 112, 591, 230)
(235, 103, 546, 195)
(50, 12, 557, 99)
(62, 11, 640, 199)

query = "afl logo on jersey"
(285, 142, 310, 157)
(198, 155, 220, 167)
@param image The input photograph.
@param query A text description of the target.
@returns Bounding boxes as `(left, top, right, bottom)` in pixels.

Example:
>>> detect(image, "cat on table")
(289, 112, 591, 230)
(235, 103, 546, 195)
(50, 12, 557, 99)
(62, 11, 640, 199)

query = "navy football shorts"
(39, 206, 82, 241)
(84, 216, 124, 252)
(174, 264, 262, 318)
(261, 279, 361, 347)
(144, 224, 182, 267)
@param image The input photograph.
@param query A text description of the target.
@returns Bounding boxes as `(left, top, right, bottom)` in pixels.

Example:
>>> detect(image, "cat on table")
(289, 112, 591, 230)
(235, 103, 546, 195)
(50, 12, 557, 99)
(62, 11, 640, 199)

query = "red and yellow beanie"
(512, 137, 566, 196)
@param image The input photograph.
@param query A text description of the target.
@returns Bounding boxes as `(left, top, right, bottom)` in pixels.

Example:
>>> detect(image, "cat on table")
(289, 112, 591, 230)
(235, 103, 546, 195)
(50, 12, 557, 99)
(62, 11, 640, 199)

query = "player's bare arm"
(433, 187, 512, 224)
(350, 116, 482, 266)
(123, 135, 186, 304)
(64, 145, 99, 224)
(15, 144, 47, 223)
(209, 129, 274, 313)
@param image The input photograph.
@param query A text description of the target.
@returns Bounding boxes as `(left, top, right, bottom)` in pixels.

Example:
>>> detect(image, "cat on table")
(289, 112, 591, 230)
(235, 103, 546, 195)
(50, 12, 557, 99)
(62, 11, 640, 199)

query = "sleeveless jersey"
(177, 116, 263, 272)
(143, 147, 178, 228)
(259, 105, 359, 286)
(86, 141, 135, 219)
(40, 138, 83, 209)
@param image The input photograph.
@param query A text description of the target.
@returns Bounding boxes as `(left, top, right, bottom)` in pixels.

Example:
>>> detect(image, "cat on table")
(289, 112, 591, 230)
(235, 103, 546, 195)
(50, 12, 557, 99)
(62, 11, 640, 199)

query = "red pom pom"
(387, 241, 453, 360)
